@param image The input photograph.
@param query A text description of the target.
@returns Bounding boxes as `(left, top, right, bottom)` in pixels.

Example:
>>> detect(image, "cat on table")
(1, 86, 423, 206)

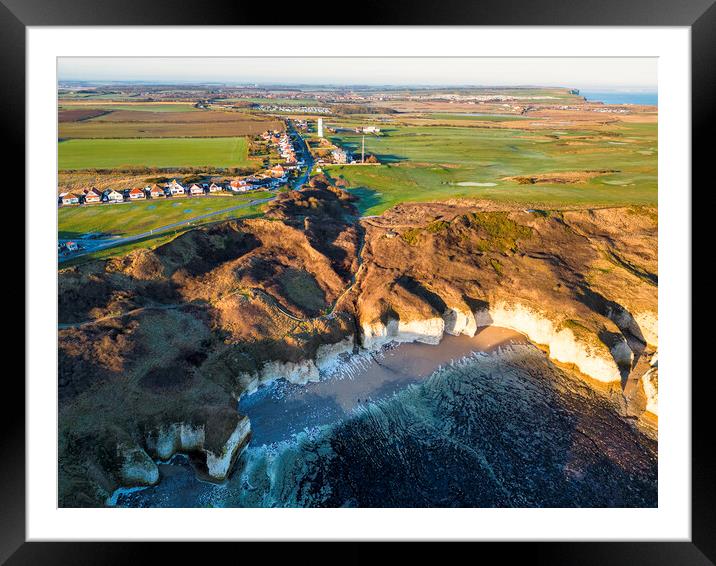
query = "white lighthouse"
(317, 117, 324, 138)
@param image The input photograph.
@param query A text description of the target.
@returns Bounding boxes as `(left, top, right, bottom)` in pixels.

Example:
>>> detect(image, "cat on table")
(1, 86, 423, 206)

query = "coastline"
(111, 335, 657, 508)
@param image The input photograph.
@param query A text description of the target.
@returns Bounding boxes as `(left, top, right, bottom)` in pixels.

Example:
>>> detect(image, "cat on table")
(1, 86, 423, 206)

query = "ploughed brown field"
(59, 108, 112, 122)
(59, 110, 284, 139)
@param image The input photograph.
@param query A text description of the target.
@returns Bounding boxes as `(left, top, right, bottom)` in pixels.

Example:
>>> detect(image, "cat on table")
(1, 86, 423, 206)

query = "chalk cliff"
(58, 189, 657, 506)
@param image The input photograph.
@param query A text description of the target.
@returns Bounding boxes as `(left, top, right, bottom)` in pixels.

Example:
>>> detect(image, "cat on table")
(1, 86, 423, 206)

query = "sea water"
(580, 90, 658, 106)
(113, 329, 657, 508)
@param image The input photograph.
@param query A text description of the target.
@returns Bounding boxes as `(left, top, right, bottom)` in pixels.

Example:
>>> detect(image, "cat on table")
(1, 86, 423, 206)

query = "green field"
(59, 137, 254, 170)
(325, 122, 657, 215)
(58, 193, 266, 239)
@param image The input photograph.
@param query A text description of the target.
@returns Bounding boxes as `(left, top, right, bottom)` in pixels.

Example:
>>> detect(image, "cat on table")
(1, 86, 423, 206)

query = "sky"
(58, 57, 657, 90)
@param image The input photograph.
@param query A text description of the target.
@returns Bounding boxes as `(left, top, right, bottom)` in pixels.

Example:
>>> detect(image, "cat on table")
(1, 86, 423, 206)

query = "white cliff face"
(260, 359, 320, 385)
(205, 416, 251, 480)
(143, 418, 250, 482)
(642, 367, 659, 415)
(148, 423, 206, 461)
(315, 337, 355, 374)
(443, 307, 478, 337)
(361, 301, 635, 384)
(475, 302, 626, 383)
(237, 339, 355, 396)
(362, 317, 445, 349)
(634, 311, 658, 348)
(117, 445, 159, 486)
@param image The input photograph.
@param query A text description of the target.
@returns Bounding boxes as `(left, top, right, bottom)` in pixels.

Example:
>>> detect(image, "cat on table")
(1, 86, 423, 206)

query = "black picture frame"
(7, 0, 710, 563)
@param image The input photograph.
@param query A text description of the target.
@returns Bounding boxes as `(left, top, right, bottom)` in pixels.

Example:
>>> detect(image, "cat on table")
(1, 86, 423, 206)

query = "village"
(58, 127, 306, 207)
(58, 117, 384, 208)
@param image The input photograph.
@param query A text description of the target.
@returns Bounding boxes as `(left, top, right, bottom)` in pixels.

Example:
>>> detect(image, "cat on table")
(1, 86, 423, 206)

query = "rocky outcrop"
(117, 445, 159, 487)
(146, 422, 205, 461)
(442, 307, 478, 337)
(238, 337, 356, 395)
(205, 416, 251, 480)
(144, 418, 251, 482)
(59, 196, 658, 507)
(240, 359, 319, 395)
(353, 203, 657, 394)
(642, 351, 659, 415)
(634, 311, 658, 348)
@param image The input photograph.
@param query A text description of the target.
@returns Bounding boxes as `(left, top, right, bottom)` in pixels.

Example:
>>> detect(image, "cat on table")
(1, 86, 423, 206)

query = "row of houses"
(59, 179, 251, 206)
(261, 130, 302, 166)
(59, 128, 309, 207)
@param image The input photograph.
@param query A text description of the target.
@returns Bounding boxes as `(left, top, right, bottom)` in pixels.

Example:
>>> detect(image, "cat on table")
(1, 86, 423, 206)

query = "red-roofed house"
(228, 179, 251, 192)
(61, 193, 80, 205)
(128, 187, 146, 200)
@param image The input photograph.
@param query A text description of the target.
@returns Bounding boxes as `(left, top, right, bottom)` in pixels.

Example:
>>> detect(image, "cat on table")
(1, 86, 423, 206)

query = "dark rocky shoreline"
(114, 342, 657, 508)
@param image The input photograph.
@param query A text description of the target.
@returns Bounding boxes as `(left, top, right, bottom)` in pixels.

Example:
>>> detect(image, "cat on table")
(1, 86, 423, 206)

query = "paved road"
(286, 119, 314, 190)
(59, 196, 274, 263)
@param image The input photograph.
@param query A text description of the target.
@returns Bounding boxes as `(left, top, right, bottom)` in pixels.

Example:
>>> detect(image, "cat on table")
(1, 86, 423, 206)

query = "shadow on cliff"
(395, 275, 448, 315)
(528, 246, 651, 391)
(574, 284, 649, 389)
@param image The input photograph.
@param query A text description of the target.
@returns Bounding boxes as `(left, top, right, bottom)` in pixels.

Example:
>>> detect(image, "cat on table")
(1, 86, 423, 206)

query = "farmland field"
(58, 137, 255, 170)
(426, 113, 531, 121)
(59, 102, 201, 112)
(60, 119, 279, 139)
(215, 97, 323, 106)
(59, 109, 282, 139)
(58, 192, 267, 238)
(325, 121, 657, 215)
(59, 109, 112, 122)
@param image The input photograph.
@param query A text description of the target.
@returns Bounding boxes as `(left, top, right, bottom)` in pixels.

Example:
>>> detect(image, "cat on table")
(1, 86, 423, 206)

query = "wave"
(115, 345, 657, 508)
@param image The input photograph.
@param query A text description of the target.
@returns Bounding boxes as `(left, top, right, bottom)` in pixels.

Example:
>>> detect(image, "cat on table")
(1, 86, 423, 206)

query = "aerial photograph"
(57, 57, 658, 508)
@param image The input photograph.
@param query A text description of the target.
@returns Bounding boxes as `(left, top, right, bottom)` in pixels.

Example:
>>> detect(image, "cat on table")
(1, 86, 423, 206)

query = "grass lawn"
(325, 122, 657, 215)
(66, 201, 267, 264)
(59, 137, 255, 170)
(58, 193, 267, 238)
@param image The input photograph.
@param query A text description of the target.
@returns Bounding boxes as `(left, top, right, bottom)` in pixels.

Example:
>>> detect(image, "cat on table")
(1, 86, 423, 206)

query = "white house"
(83, 188, 102, 204)
(60, 193, 80, 205)
(166, 179, 185, 196)
(188, 184, 204, 196)
(228, 179, 252, 192)
(104, 189, 124, 203)
(208, 183, 222, 193)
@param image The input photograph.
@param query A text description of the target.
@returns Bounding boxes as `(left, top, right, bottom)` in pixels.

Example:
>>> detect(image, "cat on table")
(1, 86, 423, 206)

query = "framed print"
(8, 0, 712, 562)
